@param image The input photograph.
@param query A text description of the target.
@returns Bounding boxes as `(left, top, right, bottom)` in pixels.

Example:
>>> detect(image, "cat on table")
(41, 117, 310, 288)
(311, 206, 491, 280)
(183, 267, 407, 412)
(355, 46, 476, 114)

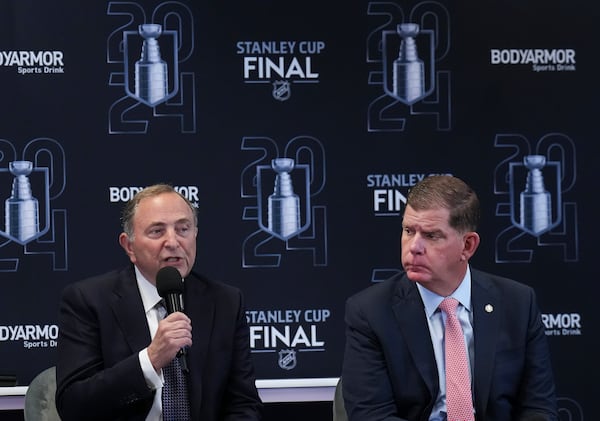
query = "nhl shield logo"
(123, 24, 180, 107)
(278, 349, 297, 370)
(272, 80, 291, 101)
(256, 158, 311, 241)
(509, 155, 562, 236)
(0, 161, 51, 245)
(382, 23, 436, 105)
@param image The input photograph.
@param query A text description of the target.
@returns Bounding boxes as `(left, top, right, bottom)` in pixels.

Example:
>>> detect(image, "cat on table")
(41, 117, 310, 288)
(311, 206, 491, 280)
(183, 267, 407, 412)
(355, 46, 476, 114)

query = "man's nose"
(164, 228, 179, 246)
(408, 235, 425, 254)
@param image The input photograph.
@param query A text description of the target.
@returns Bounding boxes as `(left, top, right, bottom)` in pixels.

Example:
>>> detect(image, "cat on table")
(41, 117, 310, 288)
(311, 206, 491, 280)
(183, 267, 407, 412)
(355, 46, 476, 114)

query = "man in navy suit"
(56, 184, 263, 420)
(342, 175, 557, 421)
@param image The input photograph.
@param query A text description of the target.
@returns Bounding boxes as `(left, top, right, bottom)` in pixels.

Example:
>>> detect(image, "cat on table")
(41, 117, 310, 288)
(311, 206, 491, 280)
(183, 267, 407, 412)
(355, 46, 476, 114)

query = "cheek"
(438, 245, 463, 262)
(134, 241, 160, 257)
(400, 235, 411, 248)
(184, 239, 197, 253)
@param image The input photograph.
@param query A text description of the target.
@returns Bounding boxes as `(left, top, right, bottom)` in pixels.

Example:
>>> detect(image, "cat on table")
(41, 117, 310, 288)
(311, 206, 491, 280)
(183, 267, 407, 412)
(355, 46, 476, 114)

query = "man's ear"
(119, 233, 134, 260)
(462, 231, 480, 261)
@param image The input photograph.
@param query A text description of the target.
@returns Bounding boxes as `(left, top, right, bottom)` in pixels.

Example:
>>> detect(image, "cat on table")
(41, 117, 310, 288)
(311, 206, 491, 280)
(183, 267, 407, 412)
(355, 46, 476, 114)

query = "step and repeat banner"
(0, 1, 595, 418)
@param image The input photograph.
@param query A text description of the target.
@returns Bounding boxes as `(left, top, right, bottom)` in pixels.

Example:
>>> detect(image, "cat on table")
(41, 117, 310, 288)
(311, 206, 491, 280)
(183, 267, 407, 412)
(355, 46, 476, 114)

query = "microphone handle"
(177, 347, 189, 373)
(164, 294, 183, 314)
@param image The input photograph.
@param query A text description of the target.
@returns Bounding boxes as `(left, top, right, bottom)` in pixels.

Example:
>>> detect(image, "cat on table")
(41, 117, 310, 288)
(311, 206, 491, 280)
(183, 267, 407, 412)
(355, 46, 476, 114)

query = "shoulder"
(472, 268, 533, 291)
(58, 269, 128, 320)
(186, 271, 244, 301)
(471, 268, 536, 302)
(60, 266, 133, 302)
(184, 272, 248, 321)
(347, 271, 410, 306)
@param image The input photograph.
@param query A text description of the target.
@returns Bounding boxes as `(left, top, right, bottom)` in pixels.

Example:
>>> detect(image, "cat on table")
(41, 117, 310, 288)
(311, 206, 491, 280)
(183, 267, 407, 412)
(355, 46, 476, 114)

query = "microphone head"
(156, 266, 184, 297)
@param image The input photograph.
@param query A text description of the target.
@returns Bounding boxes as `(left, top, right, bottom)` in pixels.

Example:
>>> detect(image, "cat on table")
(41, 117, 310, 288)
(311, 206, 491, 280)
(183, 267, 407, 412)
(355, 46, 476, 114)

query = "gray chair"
(24, 366, 61, 421)
(332, 377, 348, 421)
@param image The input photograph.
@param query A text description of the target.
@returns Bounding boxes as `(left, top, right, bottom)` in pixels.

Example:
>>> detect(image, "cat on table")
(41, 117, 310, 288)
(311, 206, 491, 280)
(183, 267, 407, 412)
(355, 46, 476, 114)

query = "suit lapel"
(391, 276, 438, 395)
(471, 270, 500, 417)
(111, 267, 151, 353)
(182, 273, 212, 419)
(183, 274, 214, 366)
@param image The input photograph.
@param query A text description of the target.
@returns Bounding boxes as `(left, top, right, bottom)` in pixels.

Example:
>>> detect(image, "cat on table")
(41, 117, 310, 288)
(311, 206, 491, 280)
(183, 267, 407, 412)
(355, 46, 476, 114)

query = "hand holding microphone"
(154, 266, 191, 373)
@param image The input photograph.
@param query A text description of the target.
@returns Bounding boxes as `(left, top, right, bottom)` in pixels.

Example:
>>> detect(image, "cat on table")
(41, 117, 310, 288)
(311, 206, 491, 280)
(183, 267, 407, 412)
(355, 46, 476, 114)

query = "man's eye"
(177, 225, 191, 235)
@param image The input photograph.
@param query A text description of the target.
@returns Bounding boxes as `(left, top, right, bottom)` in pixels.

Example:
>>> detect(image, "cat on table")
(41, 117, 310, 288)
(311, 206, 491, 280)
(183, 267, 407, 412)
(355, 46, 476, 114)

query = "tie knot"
(439, 297, 459, 315)
(155, 299, 167, 319)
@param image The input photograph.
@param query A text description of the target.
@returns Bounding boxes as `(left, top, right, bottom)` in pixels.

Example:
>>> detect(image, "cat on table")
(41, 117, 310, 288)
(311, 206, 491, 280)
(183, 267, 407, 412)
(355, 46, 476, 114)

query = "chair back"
(24, 366, 61, 421)
(332, 377, 348, 421)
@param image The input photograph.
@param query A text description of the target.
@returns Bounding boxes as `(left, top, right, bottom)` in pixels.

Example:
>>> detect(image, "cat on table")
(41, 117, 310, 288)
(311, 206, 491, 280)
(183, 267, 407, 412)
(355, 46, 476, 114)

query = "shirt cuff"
(139, 347, 164, 389)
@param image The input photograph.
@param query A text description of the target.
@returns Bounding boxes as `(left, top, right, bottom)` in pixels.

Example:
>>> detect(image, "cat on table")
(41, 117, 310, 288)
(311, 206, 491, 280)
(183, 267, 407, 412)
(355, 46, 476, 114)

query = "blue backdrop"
(0, 1, 595, 419)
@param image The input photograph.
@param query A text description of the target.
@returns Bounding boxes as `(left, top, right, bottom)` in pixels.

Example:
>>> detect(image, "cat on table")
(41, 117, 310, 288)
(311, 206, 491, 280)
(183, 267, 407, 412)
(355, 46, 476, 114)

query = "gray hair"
(121, 183, 198, 239)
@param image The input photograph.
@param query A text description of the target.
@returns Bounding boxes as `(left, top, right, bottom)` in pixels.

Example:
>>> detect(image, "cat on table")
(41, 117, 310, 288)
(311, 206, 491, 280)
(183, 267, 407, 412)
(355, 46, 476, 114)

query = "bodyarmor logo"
(542, 313, 582, 336)
(0, 50, 65, 75)
(0, 324, 59, 350)
(382, 23, 435, 105)
(256, 158, 311, 241)
(123, 23, 179, 107)
(490, 49, 576, 73)
(278, 349, 297, 370)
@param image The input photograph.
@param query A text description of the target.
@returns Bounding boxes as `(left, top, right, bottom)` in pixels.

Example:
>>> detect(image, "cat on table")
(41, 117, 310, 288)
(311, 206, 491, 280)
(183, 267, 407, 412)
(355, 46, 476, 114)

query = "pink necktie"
(439, 297, 474, 421)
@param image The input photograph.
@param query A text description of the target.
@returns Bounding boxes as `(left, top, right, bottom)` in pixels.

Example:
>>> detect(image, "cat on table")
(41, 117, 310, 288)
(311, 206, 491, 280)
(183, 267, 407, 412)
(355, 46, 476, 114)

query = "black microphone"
(156, 266, 189, 373)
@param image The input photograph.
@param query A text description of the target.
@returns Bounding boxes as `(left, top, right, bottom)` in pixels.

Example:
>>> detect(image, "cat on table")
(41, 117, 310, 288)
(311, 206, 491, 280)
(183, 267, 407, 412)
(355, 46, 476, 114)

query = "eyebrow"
(149, 217, 193, 225)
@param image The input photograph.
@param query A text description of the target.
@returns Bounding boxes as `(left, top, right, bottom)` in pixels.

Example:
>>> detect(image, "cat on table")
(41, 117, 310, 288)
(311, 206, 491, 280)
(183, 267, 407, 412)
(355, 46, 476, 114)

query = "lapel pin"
(485, 304, 493, 313)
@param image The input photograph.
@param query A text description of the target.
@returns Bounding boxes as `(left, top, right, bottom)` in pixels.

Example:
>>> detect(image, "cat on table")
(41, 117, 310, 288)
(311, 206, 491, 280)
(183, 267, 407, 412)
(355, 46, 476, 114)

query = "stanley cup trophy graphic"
(392, 23, 425, 104)
(519, 155, 552, 234)
(268, 158, 301, 240)
(135, 24, 168, 105)
(5, 161, 40, 243)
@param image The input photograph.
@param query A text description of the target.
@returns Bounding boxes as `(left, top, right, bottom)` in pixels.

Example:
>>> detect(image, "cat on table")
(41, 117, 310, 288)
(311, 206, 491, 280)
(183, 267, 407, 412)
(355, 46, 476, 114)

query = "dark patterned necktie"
(157, 302, 191, 420)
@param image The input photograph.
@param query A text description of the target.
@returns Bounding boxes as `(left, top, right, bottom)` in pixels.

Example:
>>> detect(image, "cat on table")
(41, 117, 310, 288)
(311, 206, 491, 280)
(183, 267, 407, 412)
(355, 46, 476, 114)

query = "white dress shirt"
(135, 266, 166, 421)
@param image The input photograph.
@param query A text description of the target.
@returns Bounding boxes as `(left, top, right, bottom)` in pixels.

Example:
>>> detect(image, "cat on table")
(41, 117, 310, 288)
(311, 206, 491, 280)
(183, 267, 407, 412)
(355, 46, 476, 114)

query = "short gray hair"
(121, 183, 198, 239)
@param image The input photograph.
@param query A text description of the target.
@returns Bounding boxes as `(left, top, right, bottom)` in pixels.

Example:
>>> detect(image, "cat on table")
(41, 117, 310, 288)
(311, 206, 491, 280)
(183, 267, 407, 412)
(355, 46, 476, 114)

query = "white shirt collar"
(134, 266, 162, 313)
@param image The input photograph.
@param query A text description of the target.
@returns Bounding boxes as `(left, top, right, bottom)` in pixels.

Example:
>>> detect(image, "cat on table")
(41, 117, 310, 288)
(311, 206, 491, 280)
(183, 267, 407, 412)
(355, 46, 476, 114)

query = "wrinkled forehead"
(135, 193, 194, 221)
(403, 205, 451, 227)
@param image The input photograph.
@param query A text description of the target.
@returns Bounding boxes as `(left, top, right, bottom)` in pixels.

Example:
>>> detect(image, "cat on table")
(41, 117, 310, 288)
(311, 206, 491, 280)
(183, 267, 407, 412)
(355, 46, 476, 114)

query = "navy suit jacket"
(342, 269, 557, 421)
(56, 265, 263, 421)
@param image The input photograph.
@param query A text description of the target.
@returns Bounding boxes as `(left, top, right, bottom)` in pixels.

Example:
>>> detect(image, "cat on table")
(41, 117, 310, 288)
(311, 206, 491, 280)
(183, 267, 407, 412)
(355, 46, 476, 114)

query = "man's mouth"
(405, 263, 426, 272)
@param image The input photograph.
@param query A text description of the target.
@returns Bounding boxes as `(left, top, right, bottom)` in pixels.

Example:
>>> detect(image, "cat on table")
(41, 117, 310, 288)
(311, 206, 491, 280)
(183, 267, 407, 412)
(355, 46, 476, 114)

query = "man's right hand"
(147, 312, 192, 372)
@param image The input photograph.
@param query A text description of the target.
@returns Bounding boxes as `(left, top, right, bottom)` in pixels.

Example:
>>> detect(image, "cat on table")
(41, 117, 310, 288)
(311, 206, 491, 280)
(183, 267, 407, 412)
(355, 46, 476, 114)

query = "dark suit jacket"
(341, 269, 557, 421)
(55, 265, 263, 421)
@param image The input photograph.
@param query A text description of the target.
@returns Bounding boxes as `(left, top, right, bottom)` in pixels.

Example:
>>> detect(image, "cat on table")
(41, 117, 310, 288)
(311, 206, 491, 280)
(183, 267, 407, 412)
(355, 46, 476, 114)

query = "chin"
(406, 271, 429, 283)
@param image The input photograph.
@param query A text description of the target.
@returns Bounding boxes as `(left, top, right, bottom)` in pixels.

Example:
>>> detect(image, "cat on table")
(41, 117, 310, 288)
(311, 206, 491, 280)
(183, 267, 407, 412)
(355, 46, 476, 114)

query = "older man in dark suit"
(56, 184, 262, 420)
